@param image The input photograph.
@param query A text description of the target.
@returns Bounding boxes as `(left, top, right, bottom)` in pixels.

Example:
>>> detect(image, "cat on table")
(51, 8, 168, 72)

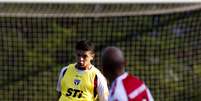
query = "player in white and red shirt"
(101, 47, 154, 101)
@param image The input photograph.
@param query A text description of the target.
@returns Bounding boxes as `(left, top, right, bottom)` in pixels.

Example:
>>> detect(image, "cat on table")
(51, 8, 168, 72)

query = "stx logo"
(66, 88, 83, 98)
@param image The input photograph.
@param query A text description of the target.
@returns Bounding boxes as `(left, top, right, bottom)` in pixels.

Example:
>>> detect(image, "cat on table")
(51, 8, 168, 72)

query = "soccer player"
(57, 40, 109, 101)
(101, 46, 154, 101)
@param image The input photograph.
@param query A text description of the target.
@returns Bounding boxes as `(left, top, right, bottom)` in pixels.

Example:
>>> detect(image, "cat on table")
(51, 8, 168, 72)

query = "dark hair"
(101, 47, 125, 70)
(75, 40, 95, 53)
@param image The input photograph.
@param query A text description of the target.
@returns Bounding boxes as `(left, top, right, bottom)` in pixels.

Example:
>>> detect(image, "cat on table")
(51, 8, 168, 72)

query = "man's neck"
(111, 69, 125, 82)
(116, 68, 125, 77)
(75, 64, 91, 70)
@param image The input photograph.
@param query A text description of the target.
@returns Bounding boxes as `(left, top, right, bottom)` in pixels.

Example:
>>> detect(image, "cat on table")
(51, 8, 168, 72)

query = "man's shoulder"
(126, 74, 144, 83)
(90, 65, 101, 73)
(122, 74, 153, 100)
(60, 63, 75, 76)
(121, 73, 145, 94)
(123, 74, 144, 86)
(90, 65, 107, 80)
(67, 63, 76, 68)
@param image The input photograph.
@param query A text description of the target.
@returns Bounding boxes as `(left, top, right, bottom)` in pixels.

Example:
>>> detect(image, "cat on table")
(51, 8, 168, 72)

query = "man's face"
(75, 50, 94, 69)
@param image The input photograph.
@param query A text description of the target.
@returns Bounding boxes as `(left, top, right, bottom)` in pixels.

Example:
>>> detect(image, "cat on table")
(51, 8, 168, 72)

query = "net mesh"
(0, 3, 201, 101)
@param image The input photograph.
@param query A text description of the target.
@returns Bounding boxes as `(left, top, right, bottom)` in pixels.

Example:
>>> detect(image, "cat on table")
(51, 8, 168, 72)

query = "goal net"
(0, 3, 201, 101)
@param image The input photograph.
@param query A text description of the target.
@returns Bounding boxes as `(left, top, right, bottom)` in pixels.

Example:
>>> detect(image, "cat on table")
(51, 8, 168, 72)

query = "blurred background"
(0, 3, 201, 101)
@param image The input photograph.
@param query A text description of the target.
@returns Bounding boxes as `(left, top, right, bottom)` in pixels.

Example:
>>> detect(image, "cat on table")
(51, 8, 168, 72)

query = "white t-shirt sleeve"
(146, 87, 154, 101)
(56, 66, 68, 92)
(108, 73, 129, 101)
(96, 72, 109, 101)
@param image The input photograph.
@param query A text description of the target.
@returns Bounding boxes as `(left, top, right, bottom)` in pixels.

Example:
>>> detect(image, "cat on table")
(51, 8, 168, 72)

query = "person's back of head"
(102, 47, 154, 101)
(101, 46, 126, 84)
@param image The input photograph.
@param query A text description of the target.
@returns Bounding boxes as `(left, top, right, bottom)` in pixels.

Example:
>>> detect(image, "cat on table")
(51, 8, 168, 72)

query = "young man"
(101, 46, 154, 101)
(57, 40, 109, 101)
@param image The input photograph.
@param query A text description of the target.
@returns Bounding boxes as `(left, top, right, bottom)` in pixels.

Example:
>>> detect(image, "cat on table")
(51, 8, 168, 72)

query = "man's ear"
(90, 52, 95, 61)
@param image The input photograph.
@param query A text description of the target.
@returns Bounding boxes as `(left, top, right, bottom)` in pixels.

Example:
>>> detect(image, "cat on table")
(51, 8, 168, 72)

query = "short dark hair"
(101, 47, 124, 69)
(75, 40, 95, 53)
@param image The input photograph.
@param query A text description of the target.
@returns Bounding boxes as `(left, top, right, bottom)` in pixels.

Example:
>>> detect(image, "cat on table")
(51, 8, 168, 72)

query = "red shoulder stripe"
(122, 74, 144, 96)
